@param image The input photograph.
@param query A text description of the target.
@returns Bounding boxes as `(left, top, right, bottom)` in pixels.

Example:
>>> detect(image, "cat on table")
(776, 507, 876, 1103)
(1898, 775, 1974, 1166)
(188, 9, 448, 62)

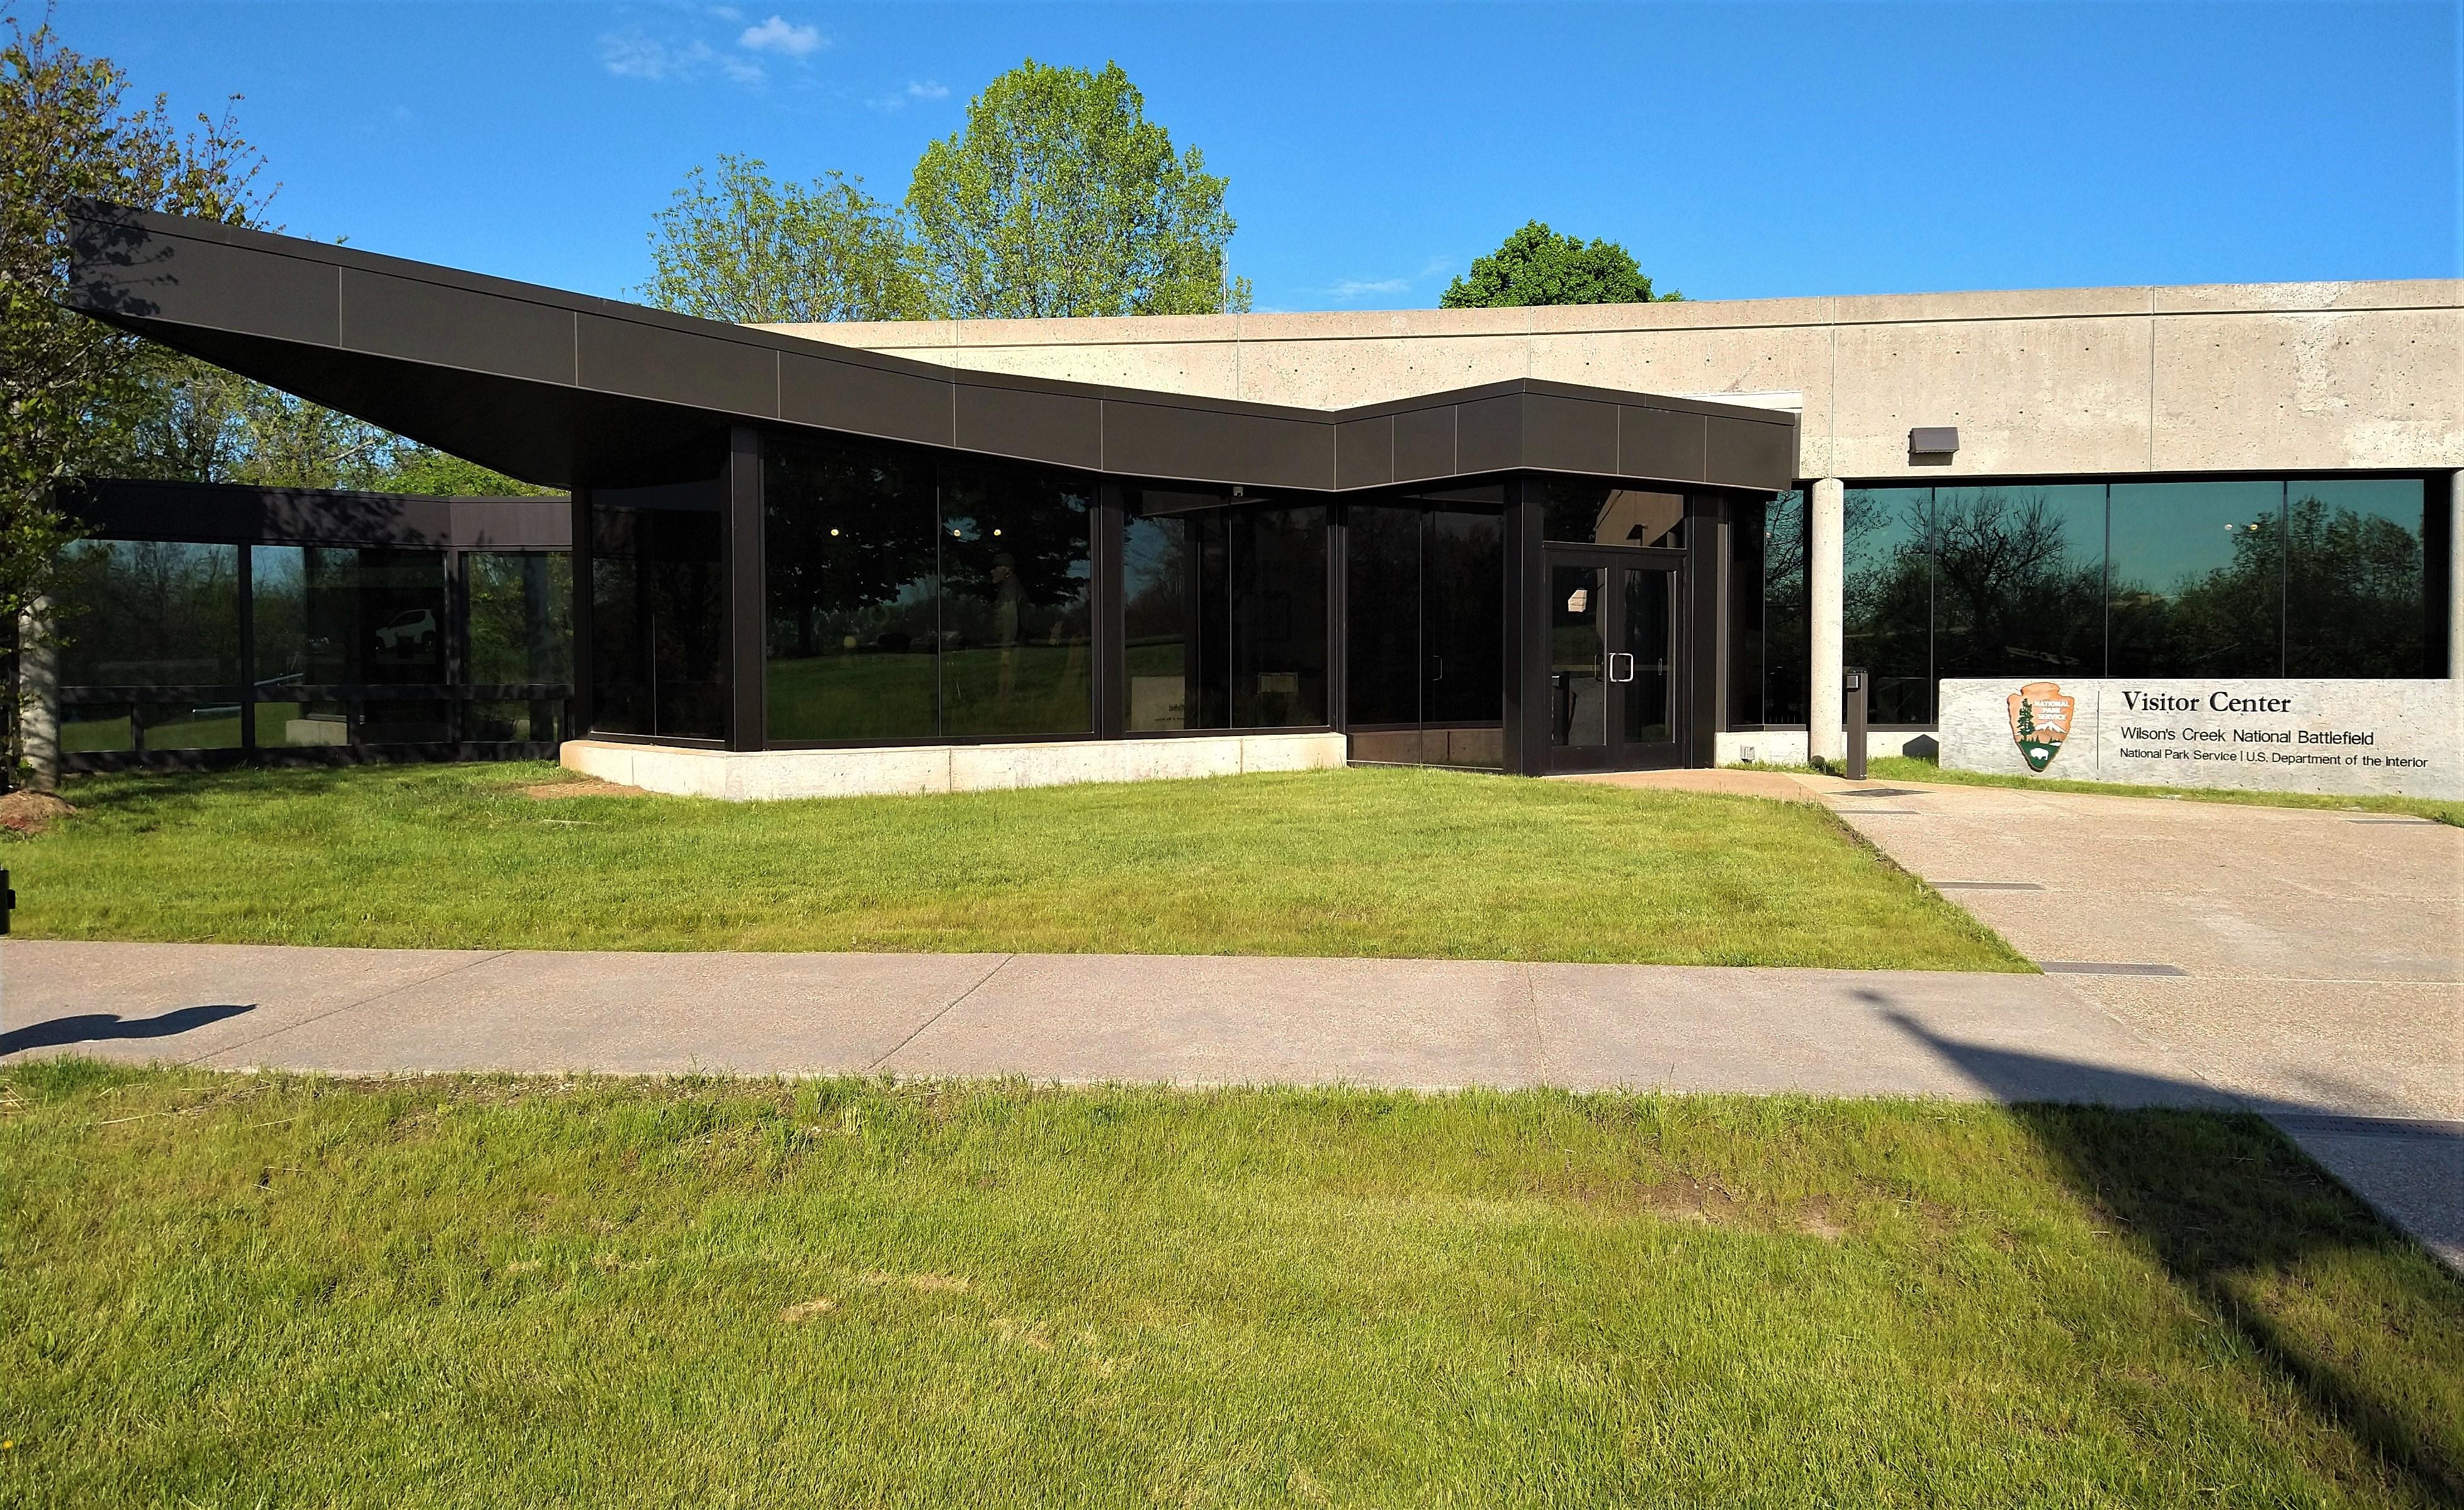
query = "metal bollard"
(1843, 667, 1868, 782)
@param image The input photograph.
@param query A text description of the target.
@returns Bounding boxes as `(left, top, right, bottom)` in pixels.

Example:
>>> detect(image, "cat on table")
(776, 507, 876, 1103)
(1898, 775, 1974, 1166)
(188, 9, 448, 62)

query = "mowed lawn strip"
(1813, 754, 2464, 827)
(6, 763, 2022, 969)
(3, 1065, 2460, 1507)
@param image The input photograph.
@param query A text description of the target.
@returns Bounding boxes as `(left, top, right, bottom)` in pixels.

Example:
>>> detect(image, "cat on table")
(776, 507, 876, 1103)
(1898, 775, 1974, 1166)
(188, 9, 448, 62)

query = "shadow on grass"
(1884, 1008, 2464, 1502)
(0, 1003, 254, 1057)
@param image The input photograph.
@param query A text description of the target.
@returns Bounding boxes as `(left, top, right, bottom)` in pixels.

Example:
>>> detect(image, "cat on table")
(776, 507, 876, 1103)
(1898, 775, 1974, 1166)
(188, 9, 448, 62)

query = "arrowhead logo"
(2008, 681, 2074, 773)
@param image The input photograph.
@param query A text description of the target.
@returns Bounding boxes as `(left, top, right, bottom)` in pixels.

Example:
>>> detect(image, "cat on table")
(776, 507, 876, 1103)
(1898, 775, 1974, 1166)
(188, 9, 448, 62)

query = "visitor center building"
(35, 205, 2460, 797)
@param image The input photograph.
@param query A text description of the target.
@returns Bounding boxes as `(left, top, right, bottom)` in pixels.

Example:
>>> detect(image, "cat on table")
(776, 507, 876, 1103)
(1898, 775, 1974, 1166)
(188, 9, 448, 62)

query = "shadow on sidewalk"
(0, 1003, 255, 1058)
(1882, 1004, 2464, 1503)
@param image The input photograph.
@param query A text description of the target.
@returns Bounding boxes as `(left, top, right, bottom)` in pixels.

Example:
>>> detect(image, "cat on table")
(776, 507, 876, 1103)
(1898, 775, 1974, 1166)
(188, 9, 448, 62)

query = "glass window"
(1343, 504, 1502, 734)
(250, 546, 307, 700)
(939, 462, 1094, 739)
(1549, 565, 1607, 748)
(1843, 487, 1935, 724)
(467, 700, 563, 743)
(1229, 506, 1328, 727)
(763, 437, 938, 742)
(361, 699, 451, 745)
(1123, 511, 1196, 732)
(591, 484, 728, 740)
(1931, 484, 2106, 683)
(255, 698, 350, 750)
(139, 701, 244, 751)
(1345, 506, 1420, 726)
(2108, 481, 2283, 678)
(1764, 492, 1810, 726)
(1539, 480, 1686, 548)
(466, 553, 573, 686)
(2285, 479, 2430, 677)
(251, 546, 449, 691)
(61, 702, 133, 754)
(56, 540, 239, 687)
(1425, 511, 1503, 724)
(1121, 496, 1328, 732)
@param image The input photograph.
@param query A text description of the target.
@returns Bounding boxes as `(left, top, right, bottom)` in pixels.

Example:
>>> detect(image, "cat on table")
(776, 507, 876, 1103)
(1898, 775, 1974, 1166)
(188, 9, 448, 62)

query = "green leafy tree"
(905, 60, 1248, 318)
(1, 5, 269, 782)
(1440, 220, 1679, 308)
(641, 154, 927, 324)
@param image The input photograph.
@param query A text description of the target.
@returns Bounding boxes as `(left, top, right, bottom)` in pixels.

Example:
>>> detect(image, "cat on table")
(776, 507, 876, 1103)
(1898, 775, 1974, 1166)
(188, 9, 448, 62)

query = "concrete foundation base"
(1715, 729, 1940, 768)
(560, 732, 1349, 800)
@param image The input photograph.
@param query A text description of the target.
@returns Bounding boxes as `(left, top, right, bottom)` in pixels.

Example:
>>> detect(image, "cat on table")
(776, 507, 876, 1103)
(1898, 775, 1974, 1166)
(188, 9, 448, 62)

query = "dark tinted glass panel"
(1229, 506, 1328, 727)
(468, 700, 562, 742)
(256, 698, 351, 749)
(1728, 497, 1768, 727)
(1622, 568, 1675, 745)
(1763, 492, 1809, 725)
(1424, 510, 1503, 723)
(252, 546, 448, 690)
(1123, 513, 1195, 730)
(1345, 506, 1420, 725)
(939, 462, 1094, 737)
(363, 699, 451, 744)
(61, 703, 132, 753)
(591, 486, 728, 739)
(2286, 479, 2429, 676)
(1931, 484, 2105, 682)
(2108, 481, 2283, 678)
(466, 553, 573, 686)
(57, 540, 239, 686)
(1549, 565, 1607, 748)
(250, 547, 305, 698)
(138, 701, 242, 750)
(1539, 480, 1686, 548)
(762, 439, 937, 742)
(1843, 487, 1933, 724)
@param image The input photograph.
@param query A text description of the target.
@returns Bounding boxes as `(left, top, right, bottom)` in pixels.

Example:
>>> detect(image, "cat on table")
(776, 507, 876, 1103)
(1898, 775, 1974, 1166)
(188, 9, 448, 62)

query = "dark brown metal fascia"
(62, 202, 1798, 494)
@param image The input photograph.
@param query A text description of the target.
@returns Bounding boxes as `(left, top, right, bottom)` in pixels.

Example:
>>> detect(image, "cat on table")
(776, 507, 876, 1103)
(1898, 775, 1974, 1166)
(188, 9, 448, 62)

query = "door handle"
(1608, 652, 1634, 683)
(1429, 655, 1444, 682)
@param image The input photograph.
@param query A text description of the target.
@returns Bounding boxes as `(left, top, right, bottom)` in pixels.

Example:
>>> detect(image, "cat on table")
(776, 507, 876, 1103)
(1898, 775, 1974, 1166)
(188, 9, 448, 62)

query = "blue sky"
(50, 1, 2464, 312)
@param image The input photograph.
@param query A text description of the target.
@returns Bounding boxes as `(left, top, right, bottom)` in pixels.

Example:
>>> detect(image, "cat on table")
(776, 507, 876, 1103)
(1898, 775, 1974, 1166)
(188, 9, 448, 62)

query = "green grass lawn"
(1755, 753, 2464, 827)
(4, 1065, 2458, 1507)
(5, 763, 2021, 968)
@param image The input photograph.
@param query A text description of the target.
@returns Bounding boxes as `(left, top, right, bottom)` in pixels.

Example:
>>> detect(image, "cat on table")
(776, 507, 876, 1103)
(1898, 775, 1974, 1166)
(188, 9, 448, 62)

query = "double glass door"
(1547, 548, 1681, 770)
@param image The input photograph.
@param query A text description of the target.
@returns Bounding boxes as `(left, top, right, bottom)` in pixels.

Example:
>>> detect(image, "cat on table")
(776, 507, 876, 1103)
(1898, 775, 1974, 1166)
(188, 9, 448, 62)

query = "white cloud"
(738, 15, 823, 56)
(599, 28, 682, 79)
(1319, 256, 1456, 302)
(601, 26, 774, 86)
(868, 79, 952, 110)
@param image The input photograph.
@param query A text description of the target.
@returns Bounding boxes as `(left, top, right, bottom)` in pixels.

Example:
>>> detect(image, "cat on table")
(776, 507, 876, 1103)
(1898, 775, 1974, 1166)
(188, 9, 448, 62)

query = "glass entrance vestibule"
(572, 426, 1777, 778)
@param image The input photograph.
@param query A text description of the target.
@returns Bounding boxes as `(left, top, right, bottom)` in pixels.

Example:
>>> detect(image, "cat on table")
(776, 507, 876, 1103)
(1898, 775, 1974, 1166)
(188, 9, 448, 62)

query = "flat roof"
(62, 202, 1796, 495)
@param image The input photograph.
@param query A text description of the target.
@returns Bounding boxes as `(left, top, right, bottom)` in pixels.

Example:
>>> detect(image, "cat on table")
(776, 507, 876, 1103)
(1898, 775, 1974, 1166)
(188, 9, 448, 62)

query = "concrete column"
(1808, 478, 1845, 767)
(17, 599, 58, 793)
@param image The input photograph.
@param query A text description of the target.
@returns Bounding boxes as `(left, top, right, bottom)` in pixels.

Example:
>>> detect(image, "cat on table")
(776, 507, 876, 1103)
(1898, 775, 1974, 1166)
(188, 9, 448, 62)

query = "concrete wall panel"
(1824, 316, 2154, 479)
(2151, 308, 2464, 472)
(796, 280, 2464, 484)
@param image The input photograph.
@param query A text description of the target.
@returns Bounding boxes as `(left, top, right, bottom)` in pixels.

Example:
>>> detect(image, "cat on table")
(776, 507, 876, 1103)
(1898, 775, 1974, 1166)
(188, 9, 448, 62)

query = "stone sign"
(1939, 678, 2463, 800)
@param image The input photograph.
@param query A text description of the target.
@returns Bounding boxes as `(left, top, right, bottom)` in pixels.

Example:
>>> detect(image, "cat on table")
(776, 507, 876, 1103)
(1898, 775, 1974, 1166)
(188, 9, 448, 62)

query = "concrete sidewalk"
(1795, 775, 2463, 1268)
(4, 771, 2455, 1265)
(2, 940, 2207, 1104)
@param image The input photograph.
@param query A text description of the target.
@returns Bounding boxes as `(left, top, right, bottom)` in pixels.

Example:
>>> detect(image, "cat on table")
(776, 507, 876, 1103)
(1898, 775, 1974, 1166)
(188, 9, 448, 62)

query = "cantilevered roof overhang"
(62, 202, 1799, 494)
